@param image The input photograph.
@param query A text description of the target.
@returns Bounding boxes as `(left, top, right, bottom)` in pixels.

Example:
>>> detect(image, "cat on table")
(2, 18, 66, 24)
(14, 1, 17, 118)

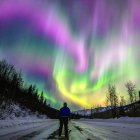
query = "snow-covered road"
(0, 118, 140, 140)
(0, 119, 58, 140)
(72, 119, 140, 140)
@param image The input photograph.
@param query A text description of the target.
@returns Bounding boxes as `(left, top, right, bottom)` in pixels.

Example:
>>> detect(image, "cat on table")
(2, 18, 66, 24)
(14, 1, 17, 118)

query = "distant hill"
(73, 100, 140, 119)
(72, 107, 112, 117)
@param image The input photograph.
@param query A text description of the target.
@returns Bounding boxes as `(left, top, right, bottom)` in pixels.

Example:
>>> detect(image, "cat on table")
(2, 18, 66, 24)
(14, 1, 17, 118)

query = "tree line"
(92, 82, 140, 118)
(0, 59, 58, 118)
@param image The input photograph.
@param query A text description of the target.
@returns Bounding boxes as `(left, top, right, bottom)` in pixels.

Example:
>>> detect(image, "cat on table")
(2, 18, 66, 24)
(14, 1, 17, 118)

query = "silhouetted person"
(59, 102, 71, 138)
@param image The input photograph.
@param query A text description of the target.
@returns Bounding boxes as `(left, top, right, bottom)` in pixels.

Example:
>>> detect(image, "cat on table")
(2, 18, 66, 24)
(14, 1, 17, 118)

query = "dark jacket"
(59, 106, 70, 118)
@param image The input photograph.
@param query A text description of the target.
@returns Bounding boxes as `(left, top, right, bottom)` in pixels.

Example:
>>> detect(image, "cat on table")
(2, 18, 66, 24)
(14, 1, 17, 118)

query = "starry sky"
(0, 0, 140, 110)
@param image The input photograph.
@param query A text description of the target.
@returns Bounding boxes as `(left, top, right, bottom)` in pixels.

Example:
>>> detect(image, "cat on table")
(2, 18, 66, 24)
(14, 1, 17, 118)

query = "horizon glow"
(0, 0, 140, 110)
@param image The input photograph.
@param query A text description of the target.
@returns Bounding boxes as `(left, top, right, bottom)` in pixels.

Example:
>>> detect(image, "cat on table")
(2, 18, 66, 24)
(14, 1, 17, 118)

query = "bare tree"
(119, 96, 126, 116)
(125, 81, 136, 104)
(105, 95, 109, 107)
(120, 96, 126, 107)
(106, 84, 119, 118)
(125, 81, 139, 116)
(133, 91, 137, 102)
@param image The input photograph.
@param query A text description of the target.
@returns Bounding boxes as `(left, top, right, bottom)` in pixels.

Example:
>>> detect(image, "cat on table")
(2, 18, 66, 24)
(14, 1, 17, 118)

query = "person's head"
(63, 102, 67, 107)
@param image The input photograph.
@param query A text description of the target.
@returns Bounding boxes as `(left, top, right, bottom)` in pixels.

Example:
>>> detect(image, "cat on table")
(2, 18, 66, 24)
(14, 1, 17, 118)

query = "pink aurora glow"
(0, 1, 87, 72)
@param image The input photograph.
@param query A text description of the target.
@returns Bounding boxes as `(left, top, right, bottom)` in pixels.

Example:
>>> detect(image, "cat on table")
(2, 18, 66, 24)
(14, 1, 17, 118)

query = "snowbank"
(79, 117, 140, 124)
(0, 101, 48, 120)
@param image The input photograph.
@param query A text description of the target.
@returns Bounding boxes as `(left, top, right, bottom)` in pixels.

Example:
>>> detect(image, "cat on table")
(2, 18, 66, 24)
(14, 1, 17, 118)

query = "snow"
(73, 109, 91, 116)
(73, 107, 112, 116)
(117, 116, 140, 122)
(74, 117, 140, 140)
(0, 117, 140, 139)
(0, 100, 140, 140)
(0, 119, 58, 140)
(0, 101, 47, 120)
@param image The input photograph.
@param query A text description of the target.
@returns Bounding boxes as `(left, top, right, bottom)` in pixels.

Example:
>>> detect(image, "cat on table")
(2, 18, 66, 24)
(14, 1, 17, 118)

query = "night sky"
(0, 0, 140, 110)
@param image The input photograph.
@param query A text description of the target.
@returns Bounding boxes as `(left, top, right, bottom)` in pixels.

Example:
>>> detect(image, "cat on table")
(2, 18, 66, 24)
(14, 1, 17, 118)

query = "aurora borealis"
(0, 0, 140, 110)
